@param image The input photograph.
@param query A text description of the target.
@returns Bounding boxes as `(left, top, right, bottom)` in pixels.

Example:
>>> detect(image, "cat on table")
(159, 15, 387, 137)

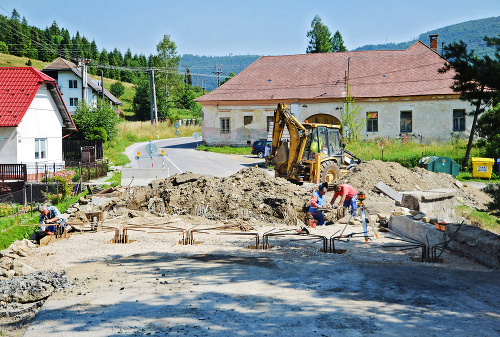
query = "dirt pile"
(117, 167, 313, 225)
(114, 161, 490, 226)
(341, 160, 490, 209)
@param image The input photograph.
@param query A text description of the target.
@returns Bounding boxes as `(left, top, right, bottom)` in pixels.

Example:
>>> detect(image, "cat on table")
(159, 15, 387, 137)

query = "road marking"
(165, 154, 183, 174)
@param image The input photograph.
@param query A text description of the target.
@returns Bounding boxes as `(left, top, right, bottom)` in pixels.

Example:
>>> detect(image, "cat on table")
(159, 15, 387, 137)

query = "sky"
(1, 0, 499, 57)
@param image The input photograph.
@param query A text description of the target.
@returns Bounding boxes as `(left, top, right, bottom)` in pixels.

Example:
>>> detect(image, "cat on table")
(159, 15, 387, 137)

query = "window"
(35, 138, 46, 159)
(70, 98, 78, 106)
(220, 117, 230, 133)
(400, 111, 412, 133)
(453, 109, 466, 131)
(267, 116, 274, 132)
(244, 116, 253, 126)
(69, 80, 78, 89)
(367, 111, 378, 132)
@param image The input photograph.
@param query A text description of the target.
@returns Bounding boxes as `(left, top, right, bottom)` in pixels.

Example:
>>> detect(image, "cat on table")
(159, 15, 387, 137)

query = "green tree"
(219, 71, 235, 85)
(110, 81, 125, 98)
(476, 103, 500, 158)
(132, 77, 151, 121)
(72, 99, 120, 141)
(340, 90, 364, 142)
(150, 34, 182, 120)
(306, 15, 333, 54)
(331, 30, 347, 52)
(0, 41, 8, 53)
(439, 37, 500, 167)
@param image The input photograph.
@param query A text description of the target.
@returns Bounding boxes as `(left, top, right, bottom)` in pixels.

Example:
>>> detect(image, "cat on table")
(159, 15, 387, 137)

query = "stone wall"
(390, 215, 500, 269)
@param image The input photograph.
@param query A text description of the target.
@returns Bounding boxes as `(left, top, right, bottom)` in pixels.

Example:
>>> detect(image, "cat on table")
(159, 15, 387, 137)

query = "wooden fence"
(0, 164, 27, 182)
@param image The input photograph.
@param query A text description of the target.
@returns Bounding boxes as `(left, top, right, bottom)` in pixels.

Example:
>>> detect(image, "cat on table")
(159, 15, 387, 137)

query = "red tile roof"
(0, 67, 75, 130)
(196, 41, 456, 102)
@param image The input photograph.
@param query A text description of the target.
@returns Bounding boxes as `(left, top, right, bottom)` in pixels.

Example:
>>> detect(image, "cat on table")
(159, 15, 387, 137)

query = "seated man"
(331, 184, 358, 218)
(31, 204, 66, 244)
(309, 182, 328, 226)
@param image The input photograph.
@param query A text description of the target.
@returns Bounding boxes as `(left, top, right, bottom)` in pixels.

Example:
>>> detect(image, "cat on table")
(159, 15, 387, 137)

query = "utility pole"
(79, 59, 90, 104)
(99, 69, 104, 99)
(149, 69, 158, 126)
(182, 64, 191, 86)
(213, 64, 225, 87)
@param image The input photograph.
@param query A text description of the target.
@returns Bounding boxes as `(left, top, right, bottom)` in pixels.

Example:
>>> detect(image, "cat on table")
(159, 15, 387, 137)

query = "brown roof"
(196, 41, 456, 102)
(43, 58, 123, 106)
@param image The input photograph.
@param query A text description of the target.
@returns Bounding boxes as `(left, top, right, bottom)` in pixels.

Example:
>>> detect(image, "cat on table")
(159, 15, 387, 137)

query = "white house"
(0, 67, 76, 178)
(196, 38, 473, 146)
(42, 58, 122, 114)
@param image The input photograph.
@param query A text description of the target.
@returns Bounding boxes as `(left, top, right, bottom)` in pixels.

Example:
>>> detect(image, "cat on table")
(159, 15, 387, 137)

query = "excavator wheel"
(320, 161, 340, 185)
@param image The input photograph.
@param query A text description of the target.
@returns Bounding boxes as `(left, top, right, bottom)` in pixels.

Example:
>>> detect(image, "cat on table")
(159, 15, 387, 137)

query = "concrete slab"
(121, 168, 170, 187)
(400, 189, 458, 223)
(375, 182, 402, 203)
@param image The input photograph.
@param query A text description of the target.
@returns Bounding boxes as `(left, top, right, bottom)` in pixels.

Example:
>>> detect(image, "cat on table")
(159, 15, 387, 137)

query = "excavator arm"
(271, 103, 308, 176)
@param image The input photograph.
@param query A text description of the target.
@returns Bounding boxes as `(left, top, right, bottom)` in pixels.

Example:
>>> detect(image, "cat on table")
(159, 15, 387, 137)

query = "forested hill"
(180, 54, 260, 91)
(354, 16, 500, 57)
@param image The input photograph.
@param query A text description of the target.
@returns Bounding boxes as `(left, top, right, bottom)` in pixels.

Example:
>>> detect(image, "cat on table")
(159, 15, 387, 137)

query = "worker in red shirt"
(331, 183, 358, 218)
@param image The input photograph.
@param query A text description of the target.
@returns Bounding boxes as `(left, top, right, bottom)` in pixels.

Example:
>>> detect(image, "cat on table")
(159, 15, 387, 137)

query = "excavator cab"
(302, 125, 342, 161)
(271, 102, 361, 185)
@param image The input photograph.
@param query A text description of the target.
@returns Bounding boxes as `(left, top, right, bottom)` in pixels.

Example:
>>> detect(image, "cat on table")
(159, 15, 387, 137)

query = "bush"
(484, 184, 500, 215)
(72, 99, 121, 141)
(110, 81, 125, 98)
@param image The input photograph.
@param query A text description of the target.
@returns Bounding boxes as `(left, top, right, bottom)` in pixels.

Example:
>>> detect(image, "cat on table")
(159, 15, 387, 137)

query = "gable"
(0, 67, 76, 131)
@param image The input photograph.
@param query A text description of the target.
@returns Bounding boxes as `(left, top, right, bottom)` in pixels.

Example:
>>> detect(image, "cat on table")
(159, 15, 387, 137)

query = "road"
(123, 136, 262, 177)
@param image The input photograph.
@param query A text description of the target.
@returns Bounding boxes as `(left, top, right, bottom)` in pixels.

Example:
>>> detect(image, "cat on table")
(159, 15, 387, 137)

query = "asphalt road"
(123, 136, 262, 177)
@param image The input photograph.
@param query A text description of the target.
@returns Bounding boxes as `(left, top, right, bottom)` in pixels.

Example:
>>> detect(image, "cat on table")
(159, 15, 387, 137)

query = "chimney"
(429, 34, 439, 53)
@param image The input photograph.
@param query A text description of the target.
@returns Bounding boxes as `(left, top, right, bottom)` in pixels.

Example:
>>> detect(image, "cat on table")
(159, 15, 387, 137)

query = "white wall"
(16, 83, 64, 164)
(201, 96, 474, 146)
(57, 71, 82, 114)
(0, 127, 18, 163)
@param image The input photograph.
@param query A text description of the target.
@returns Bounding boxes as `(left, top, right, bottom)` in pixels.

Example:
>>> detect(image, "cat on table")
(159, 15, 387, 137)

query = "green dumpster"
(418, 156, 460, 178)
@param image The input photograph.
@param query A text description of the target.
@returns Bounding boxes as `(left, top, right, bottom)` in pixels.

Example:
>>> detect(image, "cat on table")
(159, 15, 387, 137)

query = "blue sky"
(1, 0, 499, 56)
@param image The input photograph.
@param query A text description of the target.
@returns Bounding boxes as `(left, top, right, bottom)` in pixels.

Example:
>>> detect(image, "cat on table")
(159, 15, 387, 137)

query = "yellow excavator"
(270, 103, 362, 185)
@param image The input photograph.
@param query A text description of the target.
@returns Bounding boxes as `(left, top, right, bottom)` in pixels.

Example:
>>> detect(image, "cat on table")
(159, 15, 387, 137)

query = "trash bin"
(471, 157, 495, 179)
(418, 156, 460, 178)
(497, 158, 500, 176)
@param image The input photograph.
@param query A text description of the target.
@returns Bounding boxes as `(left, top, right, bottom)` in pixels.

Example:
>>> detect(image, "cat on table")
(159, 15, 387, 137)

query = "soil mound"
(340, 160, 490, 209)
(117, 167, 313, 225)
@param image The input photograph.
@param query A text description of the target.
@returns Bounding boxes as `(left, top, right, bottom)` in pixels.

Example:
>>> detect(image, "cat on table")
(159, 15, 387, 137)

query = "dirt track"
(14, 218, 500, 337)
(2, 162, 500, 336)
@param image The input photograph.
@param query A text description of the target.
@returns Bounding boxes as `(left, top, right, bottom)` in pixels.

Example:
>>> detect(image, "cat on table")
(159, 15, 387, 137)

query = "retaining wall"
(390, 215, 500, 269)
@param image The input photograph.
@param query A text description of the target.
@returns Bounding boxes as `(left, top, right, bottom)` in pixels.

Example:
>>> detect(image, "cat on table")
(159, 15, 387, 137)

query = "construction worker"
(331, 183, 358, 218)
(309, 182, 328, 226)
(264, 143, 271, 167)
(31, 204, 66, 244)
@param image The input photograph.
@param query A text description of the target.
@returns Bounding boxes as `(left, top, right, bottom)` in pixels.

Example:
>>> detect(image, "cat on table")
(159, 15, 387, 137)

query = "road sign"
(146, 143, 157, 155)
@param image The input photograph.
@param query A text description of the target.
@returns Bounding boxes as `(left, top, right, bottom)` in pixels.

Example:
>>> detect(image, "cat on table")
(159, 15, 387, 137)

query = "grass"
(456, 205, 500, 234)
(346, 138, 485, 171)
(197, 145, 252, 155)
(104, 121, 202, 166)
(0, 193, 86, 249)
(87, 74, 135, 116)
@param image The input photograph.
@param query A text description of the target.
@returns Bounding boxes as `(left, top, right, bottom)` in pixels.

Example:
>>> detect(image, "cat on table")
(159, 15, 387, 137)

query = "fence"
(62, 139, 103, 161)
(0, 164, 27, 182)
(18, 159, 109, 183)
